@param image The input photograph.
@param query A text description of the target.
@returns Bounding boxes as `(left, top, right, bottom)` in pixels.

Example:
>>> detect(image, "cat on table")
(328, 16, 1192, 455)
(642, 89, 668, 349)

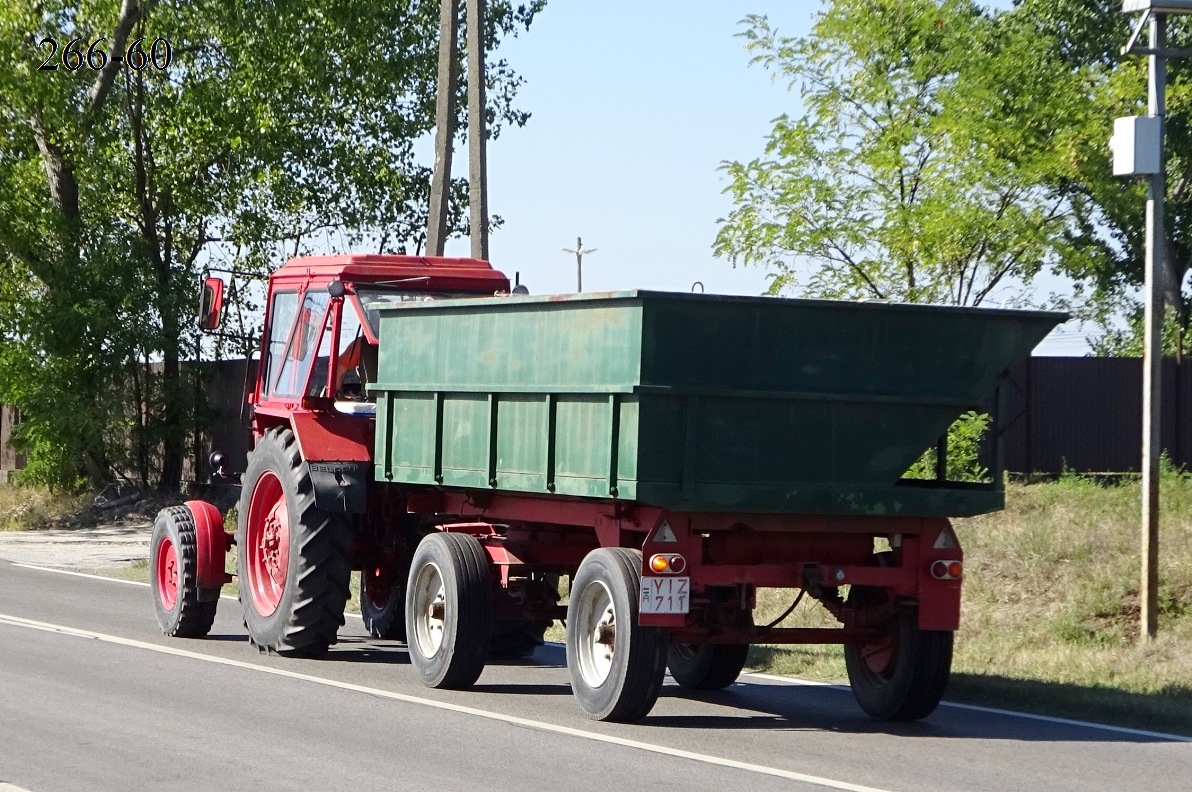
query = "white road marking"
(12, 563, 149, 587)
(0, 784, 34, 791)
(9, 562, 1191, 743)
(7, 562, 359, 613)
(0, 611, 893, 792)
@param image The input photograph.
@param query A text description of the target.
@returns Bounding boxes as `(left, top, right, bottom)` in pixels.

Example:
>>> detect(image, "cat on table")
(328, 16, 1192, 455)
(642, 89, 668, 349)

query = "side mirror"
(198, 276, 225, 331)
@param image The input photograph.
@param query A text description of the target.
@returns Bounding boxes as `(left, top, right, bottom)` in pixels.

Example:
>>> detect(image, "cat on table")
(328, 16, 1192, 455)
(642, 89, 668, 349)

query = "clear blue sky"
(437, 0, 1088, 355)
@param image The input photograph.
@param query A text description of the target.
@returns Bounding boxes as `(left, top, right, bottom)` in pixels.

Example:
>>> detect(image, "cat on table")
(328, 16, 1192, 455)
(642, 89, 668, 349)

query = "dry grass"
(0, 485, 86, 531)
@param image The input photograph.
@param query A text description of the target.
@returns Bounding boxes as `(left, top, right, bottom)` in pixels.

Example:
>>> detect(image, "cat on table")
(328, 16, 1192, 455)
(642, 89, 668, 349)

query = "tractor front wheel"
(150, 505, 218, 637)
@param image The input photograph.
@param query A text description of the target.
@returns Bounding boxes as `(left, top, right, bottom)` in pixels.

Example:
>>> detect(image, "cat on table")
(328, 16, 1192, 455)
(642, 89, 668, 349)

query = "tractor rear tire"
(150, 505, 218, 638)
(236, 427, 352, 657)
(844, 604, 953, 721)
(566, 548, 668, 722)
(405, 532, 494, 689)
(667, 642, 750, 690)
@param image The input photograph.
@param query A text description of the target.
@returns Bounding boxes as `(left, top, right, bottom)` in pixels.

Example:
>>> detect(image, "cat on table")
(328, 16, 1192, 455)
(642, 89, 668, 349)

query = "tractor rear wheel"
(150, 505, 218, 637)
(236, 427, 352, 656)
(566, 548, 668, 722)
(844, 602, 952, 721)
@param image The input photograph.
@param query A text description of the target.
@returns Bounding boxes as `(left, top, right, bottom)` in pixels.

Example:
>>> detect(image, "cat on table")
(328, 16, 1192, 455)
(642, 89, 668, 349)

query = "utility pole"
(426, 0, 460, 257)
(561, 237, 597, 292)
(466, 0, 489, 260)
(1116, 0, 1192, 641)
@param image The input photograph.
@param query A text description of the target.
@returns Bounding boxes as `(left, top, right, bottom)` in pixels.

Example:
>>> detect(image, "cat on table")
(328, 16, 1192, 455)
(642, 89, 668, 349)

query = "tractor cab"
(200, 253, 510, 435)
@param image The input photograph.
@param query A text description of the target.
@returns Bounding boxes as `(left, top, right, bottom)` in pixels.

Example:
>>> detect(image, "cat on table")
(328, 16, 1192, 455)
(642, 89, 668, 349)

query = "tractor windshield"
(354, 288, 478, 338)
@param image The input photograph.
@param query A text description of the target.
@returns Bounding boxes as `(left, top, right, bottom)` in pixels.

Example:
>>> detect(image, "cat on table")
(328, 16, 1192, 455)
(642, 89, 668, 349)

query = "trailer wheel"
(405, 532, 494, 688)
(490, 573, 560, 659)
(236, 427, 352, 657)
(845, 605, 953, 721)
(667, 642, 750, 690)
(150, 506, 218, 637)
(566, 548, 668, 722)
(361, 566, 407, 641)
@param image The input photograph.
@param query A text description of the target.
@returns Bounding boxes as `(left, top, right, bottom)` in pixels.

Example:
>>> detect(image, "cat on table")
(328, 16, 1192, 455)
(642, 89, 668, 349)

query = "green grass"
(749, 474, 1192, 735)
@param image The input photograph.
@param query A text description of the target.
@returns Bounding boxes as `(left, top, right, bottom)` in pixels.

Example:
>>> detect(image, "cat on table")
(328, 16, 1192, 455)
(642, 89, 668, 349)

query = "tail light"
(930, 560, 963, 580)
(649, 553, 687, 574)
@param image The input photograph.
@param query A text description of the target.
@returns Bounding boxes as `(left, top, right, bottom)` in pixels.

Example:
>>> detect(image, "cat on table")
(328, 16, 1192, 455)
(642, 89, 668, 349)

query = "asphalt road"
(1, 559, 1188, 792)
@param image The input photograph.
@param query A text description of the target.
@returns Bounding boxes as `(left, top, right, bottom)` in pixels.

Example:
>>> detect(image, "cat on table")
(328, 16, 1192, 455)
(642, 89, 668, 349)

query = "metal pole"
(465, 0, 489, 261)
(1141, 12, 1166, 642)
(426, 0, 460, 257)
(561, 237, 596, 293)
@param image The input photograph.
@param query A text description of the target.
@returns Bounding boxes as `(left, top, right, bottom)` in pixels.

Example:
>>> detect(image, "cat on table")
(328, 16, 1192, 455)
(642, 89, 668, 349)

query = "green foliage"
(0, 0, 543, 489)
(1009, 0, 1192, 352)
(905, 410, 991, 482)
(716, 0, 1094, 306)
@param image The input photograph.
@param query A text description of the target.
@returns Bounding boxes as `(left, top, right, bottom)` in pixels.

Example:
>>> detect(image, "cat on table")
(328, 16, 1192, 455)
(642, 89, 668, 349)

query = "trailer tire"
(844, 606, 952, 721)
(405, 532, 494, 688)
(490, 573, 560, 659)
(667, 642, 750, 690)
(237, 427, 352, 657)
(151, 506, 218, 637)
(566, 548, 668, 722)
(361, 567, 407, 641)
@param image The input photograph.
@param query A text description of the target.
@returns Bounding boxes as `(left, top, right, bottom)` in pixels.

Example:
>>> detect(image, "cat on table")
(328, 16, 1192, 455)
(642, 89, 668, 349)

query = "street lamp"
(1114, 0, 1192, 641)
(561, 237, 597, 293)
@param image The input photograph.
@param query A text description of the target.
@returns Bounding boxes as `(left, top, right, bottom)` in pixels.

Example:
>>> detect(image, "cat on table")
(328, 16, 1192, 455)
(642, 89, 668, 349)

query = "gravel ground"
(0, 524, 153, 570)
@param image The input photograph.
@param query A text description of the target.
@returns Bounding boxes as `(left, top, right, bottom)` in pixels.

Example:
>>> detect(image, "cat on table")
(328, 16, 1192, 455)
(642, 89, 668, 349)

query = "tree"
(0, 0, 543, 490)
(714, 0, 1096, 307)
(1009, 0, 1192, 358)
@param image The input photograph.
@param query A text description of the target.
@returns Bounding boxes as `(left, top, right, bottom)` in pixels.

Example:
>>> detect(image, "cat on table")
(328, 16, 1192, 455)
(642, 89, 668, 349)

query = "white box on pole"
(1111, 116, 1162, 177)
(1122, 0, 1192, 14)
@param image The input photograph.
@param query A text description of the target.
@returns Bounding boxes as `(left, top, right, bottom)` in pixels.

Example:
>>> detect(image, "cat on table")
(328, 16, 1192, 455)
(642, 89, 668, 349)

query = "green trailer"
(372, 290, 1059, 517)
(367, 289, 1062, 721)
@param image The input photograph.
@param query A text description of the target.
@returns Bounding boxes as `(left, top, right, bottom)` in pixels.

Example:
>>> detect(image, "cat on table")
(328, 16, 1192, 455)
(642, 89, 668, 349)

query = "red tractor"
(151, 254, 533, 656)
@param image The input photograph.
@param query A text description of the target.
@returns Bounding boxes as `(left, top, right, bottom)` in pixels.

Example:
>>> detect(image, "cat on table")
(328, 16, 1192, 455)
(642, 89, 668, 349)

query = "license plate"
(640, 576, 690, 614)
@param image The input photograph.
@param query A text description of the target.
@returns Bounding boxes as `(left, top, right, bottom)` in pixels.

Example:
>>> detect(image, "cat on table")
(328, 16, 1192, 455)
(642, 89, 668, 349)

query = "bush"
(905, 410, 991, 483)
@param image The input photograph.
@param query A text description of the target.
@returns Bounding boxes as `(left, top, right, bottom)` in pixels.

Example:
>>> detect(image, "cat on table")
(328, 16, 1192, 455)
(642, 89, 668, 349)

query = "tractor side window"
(262, 291, 298, 400)
(273, 291, 330, 399)
(336, 297, 371, 398)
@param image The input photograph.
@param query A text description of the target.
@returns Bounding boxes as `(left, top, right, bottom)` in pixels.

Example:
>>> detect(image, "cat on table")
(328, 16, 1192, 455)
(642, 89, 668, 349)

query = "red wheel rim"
(858, 629, 896, 677)
(246, 470, 290, 616)
(156, 536, 179, 611)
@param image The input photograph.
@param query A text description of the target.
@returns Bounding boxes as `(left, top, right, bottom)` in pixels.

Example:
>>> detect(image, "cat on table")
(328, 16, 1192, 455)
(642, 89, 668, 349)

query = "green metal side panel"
(371, 290, 1063, 517)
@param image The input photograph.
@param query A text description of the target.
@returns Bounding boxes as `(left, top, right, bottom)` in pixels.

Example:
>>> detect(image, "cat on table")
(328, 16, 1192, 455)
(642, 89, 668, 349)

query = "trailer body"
(372, 290, 1057, 516)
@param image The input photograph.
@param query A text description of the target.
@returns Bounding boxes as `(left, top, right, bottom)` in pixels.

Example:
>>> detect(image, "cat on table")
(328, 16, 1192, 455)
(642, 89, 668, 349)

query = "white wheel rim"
(575, 579, 616, 688)
(412, 561, 446, 658)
